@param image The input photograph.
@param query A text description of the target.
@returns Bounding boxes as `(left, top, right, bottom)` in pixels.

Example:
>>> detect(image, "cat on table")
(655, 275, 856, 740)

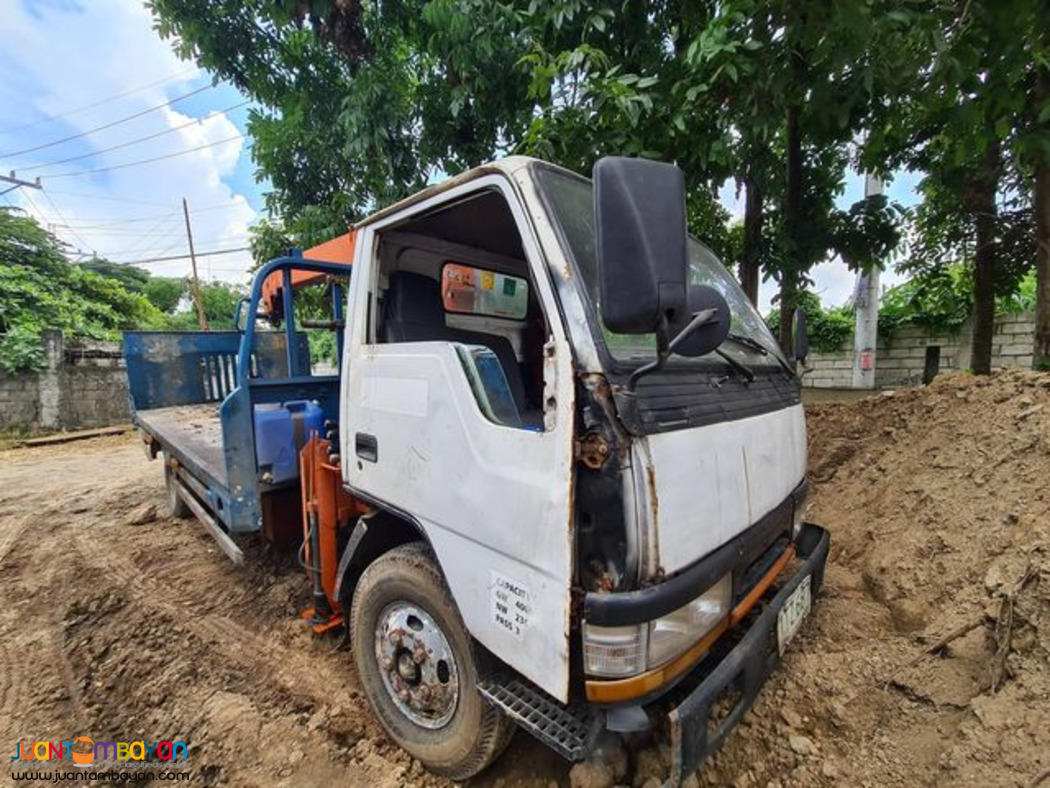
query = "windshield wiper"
(724, 333, 769, 355)
(715, 348, 754, 383)
(724, 332, 795, 376)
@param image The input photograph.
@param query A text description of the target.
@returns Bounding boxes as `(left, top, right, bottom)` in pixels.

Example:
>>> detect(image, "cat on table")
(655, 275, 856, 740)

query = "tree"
(150, 0, 536, 228)
(866, 0, 1040, 374)
(163, 281, 245, 330)
(142, 276, 189, 314)
(1024, 0, 1050, 369)
(0, 207, 163, 371)
(150, 0, 908, 356)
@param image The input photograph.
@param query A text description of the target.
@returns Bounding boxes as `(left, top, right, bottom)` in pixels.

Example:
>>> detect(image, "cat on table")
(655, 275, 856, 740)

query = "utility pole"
(851, 173, 884, 389)
(0, 172, 42, 196)
(182, 197, 210, 331)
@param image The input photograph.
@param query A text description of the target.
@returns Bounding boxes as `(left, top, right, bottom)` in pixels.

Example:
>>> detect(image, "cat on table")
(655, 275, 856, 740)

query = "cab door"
(340, 175, 576, 702)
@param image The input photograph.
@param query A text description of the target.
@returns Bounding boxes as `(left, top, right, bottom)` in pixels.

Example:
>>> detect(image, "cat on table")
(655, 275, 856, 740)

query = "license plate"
(776, 575, 812, 655)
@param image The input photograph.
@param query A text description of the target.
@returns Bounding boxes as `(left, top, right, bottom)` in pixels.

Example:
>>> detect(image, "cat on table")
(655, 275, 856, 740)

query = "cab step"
(477, 677, 602, 761)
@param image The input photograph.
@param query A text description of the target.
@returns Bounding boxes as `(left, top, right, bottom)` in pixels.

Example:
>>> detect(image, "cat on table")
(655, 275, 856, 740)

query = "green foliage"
(1003, 271, 1038, 313)
(0, 208, 164, 347)
(142, 276, 188, 314)
(0, 208, 210, 372)
(147, 0, 1046, 357)
(147, 0, 908, 292)
(308, 328, 338, 366)
(0, 326, 47, 374)
(879, 266, 972, 336)
(766, 291, 854, 353)
(80, 258, 151, 293)
(163, 282, 245, 331)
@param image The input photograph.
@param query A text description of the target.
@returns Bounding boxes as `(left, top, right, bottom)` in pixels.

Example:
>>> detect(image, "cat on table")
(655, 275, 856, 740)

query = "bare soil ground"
(1, 369, 1047, 787)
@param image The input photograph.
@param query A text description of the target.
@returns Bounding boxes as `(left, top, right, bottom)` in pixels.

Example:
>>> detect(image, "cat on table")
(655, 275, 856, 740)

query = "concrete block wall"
(802, 311, 1036, 389)
(0, 330, 130, 432)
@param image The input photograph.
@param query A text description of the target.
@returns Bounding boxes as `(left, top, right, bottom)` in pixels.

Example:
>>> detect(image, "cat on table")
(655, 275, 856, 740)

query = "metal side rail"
(478, 677, 603, 761)
(172, 474, 244, 565)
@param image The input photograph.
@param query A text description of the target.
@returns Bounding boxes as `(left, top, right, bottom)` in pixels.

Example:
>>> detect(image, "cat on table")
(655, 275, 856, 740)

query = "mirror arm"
(626, 314, 672, 392)
(625, 308, 723, 392)
(667, 308, 719, 354)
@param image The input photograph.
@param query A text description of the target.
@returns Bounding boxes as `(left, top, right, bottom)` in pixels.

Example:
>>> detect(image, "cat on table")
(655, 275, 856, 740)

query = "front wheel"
(350, 542, 514, 780)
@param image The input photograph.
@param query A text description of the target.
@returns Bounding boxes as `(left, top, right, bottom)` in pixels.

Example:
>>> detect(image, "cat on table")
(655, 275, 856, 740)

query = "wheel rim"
(374, 602, 460, 729)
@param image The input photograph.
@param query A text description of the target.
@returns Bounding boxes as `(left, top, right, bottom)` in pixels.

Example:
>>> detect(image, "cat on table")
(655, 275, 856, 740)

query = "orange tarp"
(260, 231, 356, 314)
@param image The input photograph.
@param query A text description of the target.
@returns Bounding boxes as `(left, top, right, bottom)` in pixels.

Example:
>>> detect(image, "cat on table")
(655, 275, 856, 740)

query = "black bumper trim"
(665, 523, 829, 784)
(584, 481, 809, 627)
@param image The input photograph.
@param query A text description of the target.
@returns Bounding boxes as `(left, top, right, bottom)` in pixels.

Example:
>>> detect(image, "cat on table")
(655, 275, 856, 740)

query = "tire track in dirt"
(0, 640, 23, 723)
(0, 512, 30, 568)
(65, 490, 374, 735)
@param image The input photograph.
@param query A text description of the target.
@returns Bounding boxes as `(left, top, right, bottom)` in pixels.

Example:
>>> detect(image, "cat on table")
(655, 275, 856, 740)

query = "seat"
(380, 271, 530, 415)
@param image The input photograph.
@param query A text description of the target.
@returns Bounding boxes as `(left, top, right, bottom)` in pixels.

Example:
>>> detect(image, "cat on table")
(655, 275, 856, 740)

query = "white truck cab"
(333, 156, 829, 782)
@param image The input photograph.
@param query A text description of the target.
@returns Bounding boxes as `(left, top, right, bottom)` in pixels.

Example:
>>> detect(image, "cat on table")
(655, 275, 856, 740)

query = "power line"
(111, 246, 250, 266)
(105, 234, 250, 258)
(18, 100, 251, 173)
(40, 135, 245, 180)
(0, 84, 215, 159)
(43, 187, 262, 214)
(41, 189, 94, 252)
(43, 189, 177, 207)
(45, 201, 249, 229)
(104, 212, 185, 262)
(0, 68, 197, 136)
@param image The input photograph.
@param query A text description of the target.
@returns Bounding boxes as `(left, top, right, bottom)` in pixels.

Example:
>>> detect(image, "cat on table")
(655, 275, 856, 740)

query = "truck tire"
(350, 542, 514, 780)
(163, 456, 192, 519)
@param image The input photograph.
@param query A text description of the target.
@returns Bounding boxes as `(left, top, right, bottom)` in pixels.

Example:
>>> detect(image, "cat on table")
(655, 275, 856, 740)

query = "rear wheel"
(350, 542, 514, 780)
(163, 456, 191, 519)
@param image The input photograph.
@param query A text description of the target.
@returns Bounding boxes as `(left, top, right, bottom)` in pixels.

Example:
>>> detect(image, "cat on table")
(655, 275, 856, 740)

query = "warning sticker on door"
(490, 571, 532, 639)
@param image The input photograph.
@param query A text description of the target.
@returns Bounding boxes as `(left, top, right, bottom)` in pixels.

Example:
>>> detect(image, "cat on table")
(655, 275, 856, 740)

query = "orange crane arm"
(260, 230, 356, 315)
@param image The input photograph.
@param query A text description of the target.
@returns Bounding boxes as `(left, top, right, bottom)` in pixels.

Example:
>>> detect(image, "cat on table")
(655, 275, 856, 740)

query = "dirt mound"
(2, 371, 1047, 788)
(692, 369, 1049, 788)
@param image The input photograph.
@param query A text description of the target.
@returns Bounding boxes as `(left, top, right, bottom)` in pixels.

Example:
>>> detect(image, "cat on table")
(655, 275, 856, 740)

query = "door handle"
(355, 432, 378, 463)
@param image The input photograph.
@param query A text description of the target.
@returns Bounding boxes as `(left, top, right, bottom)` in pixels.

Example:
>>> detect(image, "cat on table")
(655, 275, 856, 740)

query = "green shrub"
(0, 326, 47, 374)
(766, 291, 854, 353)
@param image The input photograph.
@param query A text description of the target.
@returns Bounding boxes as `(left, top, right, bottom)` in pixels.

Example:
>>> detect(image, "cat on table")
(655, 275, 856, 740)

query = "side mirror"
(793, 307, 809, 363)
(594, 157, 689, 335)
(673, 285, 731, 358)
(234, 297, 250, 331)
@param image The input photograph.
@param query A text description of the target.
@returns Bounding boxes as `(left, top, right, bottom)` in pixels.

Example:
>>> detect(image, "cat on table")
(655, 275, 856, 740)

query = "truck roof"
(355, 155, 560, 229)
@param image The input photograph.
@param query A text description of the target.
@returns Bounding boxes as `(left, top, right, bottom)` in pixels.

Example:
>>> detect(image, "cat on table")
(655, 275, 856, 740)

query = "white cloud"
(0, 0, 258, 283)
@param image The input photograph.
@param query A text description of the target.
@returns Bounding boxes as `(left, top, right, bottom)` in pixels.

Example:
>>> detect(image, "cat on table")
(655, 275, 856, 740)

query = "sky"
(0, 0, 263, 282)
(0, 0, 920, 308)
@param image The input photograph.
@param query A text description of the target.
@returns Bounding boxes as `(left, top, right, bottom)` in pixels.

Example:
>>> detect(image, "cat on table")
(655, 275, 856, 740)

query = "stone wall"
(0, 331, 131, 432)
(802, 311, 1036, 389)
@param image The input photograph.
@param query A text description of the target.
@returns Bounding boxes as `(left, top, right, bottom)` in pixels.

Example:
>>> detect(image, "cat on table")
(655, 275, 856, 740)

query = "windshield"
(534, 165, 788, 368)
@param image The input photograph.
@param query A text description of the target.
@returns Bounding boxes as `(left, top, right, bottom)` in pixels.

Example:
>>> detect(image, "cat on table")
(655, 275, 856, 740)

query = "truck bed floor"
(137, 404, 227, 488)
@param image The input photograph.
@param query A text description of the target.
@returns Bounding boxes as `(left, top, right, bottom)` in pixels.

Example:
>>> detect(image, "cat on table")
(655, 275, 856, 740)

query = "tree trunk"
(969, 140, 1002, 376)
(779, 102, 804, 356)
(1034, 69, 1050, 370)
(739, 173, 763, 305)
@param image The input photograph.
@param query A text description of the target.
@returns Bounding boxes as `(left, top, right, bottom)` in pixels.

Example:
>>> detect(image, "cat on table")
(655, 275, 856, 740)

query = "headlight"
(583, 574, 732, 678)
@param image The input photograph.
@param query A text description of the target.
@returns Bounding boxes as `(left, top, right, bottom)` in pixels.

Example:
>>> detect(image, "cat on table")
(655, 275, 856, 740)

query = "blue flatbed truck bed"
(123, 257, 351, 561)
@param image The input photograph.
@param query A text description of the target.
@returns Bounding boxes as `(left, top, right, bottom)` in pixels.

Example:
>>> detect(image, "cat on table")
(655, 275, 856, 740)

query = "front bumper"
(664, 523, 829, 784)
